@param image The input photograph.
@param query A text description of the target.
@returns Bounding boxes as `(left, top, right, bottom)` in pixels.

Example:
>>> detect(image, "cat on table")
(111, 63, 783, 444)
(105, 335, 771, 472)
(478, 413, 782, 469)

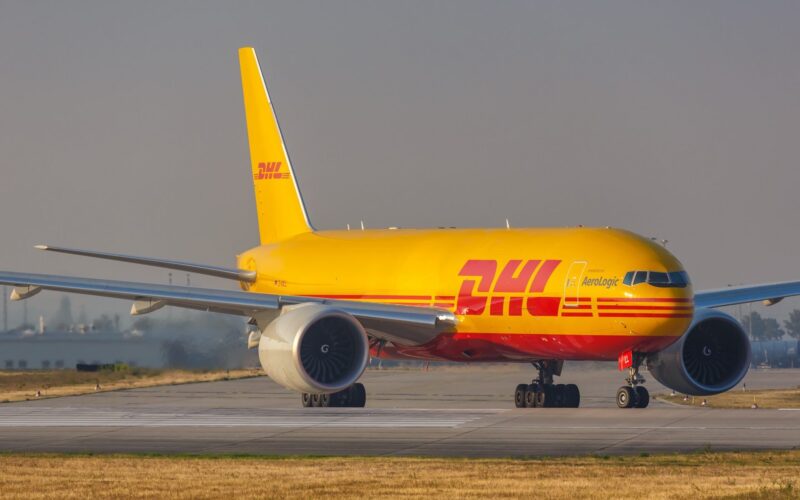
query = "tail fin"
(239, 47, 312, 244)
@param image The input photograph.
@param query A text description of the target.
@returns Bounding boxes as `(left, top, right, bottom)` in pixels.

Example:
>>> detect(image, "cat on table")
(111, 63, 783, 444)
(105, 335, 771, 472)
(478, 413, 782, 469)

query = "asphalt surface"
(1, 365, 798, 457)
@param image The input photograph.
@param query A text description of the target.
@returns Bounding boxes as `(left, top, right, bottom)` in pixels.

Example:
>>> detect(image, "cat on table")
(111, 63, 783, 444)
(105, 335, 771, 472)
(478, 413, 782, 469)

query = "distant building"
(0, 331, 165, 369)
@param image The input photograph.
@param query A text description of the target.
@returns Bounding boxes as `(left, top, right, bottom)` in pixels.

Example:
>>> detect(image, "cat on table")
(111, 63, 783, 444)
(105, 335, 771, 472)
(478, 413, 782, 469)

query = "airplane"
(2, 47, 799, 409)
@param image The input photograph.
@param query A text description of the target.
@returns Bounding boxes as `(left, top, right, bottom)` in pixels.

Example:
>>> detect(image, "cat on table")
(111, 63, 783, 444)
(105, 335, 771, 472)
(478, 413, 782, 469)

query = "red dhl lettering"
(254, 161, 289, 180)
(456, 259, 562, 316)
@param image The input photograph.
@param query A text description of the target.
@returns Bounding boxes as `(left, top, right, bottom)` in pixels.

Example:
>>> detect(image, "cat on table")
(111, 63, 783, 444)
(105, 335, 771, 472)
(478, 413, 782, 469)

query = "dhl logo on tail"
(254, 161, 289, 180)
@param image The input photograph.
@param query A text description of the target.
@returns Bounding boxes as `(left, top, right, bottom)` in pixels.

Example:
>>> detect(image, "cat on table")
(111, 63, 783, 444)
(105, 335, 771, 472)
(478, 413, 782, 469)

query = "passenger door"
(563, 261, 588, 308)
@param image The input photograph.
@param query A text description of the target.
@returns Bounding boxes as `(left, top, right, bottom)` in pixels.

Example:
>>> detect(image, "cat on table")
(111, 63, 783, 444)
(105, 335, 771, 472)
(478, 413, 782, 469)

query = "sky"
(1, 1, 799, 326)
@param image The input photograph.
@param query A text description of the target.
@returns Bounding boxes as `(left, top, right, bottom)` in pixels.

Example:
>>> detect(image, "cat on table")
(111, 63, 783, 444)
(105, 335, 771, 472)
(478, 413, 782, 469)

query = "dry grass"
(0, 451, 798, 499)
(659, 387, 800, 409)
(0, 368, 263, 403)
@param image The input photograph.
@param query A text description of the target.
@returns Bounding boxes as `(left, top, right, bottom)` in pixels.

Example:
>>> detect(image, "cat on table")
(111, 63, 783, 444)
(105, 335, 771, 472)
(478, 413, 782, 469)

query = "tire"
(514, 384, 528, 408)
(311, 393, 331, 408)
(616, 386, 635, 409)
(554, 384, 566, 407)
(525, 384, 538, 408)
(536, 384, 551, 408)
(351, 383, 366, 407)
(301, 393, 313, 407)
(329, 389, 347, 407)
(564, 384, 580, 408)
(634, 386, 650, 408)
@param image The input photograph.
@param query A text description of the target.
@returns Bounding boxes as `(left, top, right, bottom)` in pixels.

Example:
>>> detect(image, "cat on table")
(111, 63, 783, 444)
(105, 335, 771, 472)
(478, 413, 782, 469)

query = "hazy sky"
(1, 1, 799, 325)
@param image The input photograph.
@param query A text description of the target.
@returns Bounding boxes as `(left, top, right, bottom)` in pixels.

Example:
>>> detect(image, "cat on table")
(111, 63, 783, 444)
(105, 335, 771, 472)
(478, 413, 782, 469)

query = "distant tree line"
(742, 310, 800, 341)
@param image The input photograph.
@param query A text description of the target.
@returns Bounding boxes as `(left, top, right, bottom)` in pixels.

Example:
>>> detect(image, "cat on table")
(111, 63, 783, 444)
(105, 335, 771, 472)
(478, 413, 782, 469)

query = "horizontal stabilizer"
(35, 245, 256, 283)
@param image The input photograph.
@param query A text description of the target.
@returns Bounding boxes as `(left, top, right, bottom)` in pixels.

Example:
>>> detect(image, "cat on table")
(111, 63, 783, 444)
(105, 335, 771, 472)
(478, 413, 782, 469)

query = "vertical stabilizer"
(239, 47, 312, 244)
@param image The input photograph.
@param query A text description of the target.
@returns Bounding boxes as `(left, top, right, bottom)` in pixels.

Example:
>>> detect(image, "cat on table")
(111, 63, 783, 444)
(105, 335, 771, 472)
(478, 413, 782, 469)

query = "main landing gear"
(514, 360, 580, 408)
(616, 354, 649, 409)
(301, 383, 366, 408)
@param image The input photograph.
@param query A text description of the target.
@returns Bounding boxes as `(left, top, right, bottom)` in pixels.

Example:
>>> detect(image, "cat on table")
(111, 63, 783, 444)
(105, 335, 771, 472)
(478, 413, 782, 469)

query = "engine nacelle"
(647, 309, 751, 396)
(258, 304, 369, 394)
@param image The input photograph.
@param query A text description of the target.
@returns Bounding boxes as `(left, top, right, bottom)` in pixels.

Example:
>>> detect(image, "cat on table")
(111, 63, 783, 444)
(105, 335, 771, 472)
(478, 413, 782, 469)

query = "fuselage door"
(563, 261, 588, 307)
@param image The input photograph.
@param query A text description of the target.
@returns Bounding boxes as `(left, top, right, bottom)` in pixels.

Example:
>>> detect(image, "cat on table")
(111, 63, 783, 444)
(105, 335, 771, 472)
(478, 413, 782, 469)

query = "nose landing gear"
(616, 354, 649, 408)
(514, 360, 580, 408)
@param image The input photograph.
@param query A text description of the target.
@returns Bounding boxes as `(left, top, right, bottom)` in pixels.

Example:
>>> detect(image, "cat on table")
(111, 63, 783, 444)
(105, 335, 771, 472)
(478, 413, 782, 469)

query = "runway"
(1, 366, 798, 457)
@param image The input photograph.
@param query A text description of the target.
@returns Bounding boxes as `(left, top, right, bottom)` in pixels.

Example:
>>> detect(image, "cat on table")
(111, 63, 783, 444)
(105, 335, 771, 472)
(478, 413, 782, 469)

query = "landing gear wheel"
(618, 351, 648, 409)
(514, 384, 528, 408)
(329, 390, 348, 407)
(616, 386, 635, 409)
(313, 393, 330, 408)
(634, 386, 650, 408)
(564, 384, 580, 408)
(525, 384, 538, 408)
(513, 361, 580, 409)
(350, 383, 366, 407)
(554, 384, 566, 407)
(305, 385, 365, 408)
(536, 384, 553, 408)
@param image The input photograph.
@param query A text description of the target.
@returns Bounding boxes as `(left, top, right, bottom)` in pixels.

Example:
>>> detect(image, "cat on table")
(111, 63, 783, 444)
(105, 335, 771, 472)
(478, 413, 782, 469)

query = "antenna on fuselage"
(360, 220, 365, 231)
(347, 224, 351, 231)
(650, 237, 669, 247)
(505, 218, 511, 229)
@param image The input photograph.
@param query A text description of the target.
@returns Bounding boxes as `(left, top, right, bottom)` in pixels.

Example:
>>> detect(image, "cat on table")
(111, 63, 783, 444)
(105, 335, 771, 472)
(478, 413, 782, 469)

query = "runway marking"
(0, 408, 487, 428)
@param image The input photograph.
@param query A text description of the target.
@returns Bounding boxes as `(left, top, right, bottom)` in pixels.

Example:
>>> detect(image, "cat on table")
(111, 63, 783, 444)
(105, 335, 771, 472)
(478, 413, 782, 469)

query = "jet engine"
(258, 304, 369, 394)
(646, 309, 751, 396)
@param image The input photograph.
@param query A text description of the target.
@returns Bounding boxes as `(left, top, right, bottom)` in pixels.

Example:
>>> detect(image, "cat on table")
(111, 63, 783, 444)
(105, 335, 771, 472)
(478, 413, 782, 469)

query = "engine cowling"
(646, 309, 751, 396)
(258, 304, 369, 394)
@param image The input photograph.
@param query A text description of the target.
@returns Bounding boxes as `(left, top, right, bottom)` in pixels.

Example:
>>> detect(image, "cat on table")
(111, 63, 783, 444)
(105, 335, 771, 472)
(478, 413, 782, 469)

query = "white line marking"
(0, 408, 485, 428)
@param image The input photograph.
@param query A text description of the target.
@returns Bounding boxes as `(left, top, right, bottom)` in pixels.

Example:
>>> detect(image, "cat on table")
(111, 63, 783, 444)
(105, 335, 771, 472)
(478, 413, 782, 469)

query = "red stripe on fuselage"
(306, 294, 432, 300)
(597, 305, 693, 310)
(597, 297, 692, 303)
(375, 332, 682, 362)
(598, 313, 693, 318)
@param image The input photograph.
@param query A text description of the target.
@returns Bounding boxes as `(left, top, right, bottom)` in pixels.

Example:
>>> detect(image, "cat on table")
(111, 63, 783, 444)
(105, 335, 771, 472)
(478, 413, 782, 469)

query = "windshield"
(622, 270, 690, 288)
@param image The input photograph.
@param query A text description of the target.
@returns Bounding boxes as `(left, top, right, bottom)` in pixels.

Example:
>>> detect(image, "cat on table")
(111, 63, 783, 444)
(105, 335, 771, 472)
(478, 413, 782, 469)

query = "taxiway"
(0, 366, 797, 457)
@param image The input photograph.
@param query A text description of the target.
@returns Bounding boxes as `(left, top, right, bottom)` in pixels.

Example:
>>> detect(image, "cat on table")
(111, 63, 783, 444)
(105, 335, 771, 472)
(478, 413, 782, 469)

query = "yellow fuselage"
(238, 227, 693, 362)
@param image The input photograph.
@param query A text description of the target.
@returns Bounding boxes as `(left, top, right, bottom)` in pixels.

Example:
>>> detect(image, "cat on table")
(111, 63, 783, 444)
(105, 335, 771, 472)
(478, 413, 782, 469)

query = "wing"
(694, 281, 800, 309)
(34, 244, 256, 283)
(0, 271, 456, 346)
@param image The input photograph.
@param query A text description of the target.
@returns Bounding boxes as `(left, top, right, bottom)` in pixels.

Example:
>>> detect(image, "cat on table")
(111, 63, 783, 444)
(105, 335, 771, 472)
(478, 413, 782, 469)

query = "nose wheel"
(616, 385, 650, 408)
(616, 354, 650, 408)
(514, 361, 580, 408)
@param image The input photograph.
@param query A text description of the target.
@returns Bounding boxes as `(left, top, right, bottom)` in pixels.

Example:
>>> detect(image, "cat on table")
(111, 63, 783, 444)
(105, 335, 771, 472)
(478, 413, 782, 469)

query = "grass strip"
(0, 450, 798, 499)
(658, 387, 800, 409)
(0, 368, 263, 403)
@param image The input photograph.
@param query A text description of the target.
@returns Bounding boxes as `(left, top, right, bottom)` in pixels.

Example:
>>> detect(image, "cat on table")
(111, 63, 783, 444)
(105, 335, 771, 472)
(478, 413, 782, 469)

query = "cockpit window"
(623, 271, 634, 286)
(668, 271, 689, 287)
(623, 270, 690, 288)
